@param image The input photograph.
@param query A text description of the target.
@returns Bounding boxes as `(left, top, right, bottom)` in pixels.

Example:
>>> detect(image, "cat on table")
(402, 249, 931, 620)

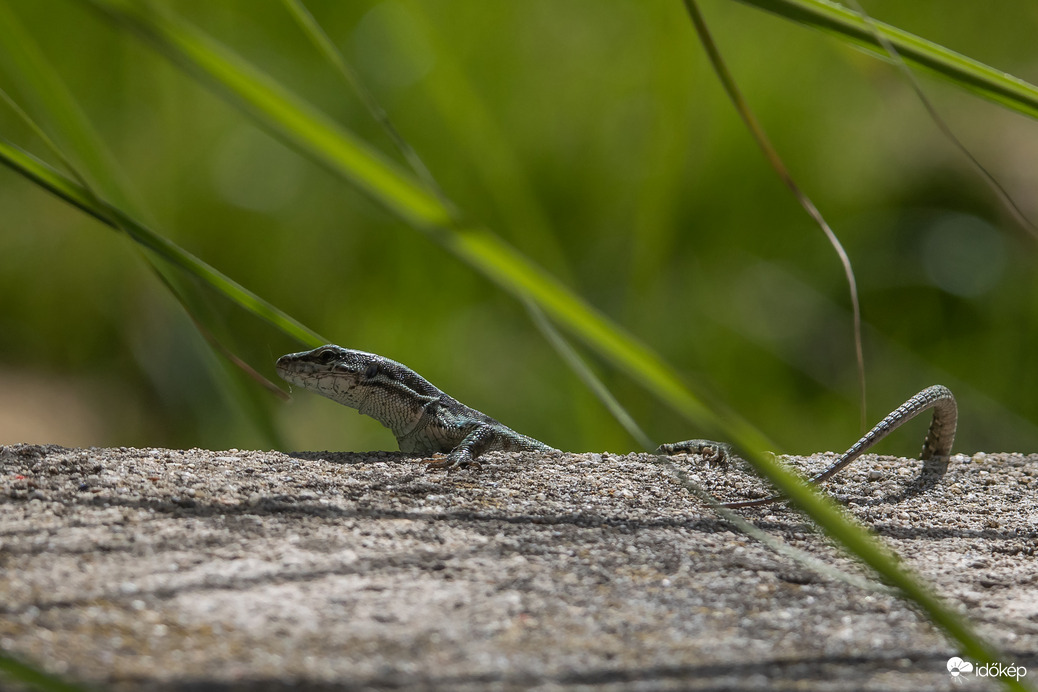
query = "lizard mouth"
(274, 358, 307, 387)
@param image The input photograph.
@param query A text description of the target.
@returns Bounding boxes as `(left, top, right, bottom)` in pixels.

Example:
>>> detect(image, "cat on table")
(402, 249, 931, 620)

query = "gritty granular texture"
(1, 444, 1036, 691)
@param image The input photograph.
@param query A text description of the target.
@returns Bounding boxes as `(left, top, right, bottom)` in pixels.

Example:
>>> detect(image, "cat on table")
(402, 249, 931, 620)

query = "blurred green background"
(1, 0, 1036, 458)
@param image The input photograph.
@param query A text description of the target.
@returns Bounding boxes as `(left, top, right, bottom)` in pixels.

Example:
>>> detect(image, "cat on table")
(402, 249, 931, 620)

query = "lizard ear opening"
(364, 362, 379, 379)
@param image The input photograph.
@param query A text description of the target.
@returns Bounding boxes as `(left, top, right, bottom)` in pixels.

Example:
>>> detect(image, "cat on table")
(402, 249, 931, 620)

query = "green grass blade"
(0, 138, 326, 348)
(739, 0, 1038, 120)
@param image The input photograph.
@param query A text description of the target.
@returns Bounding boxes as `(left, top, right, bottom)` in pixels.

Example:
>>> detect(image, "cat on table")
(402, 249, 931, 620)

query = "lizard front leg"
(427, 424, 501, 469)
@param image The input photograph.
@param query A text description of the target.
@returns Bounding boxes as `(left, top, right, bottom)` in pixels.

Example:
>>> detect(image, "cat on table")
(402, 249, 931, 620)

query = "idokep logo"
(947, 656, 1027, 683)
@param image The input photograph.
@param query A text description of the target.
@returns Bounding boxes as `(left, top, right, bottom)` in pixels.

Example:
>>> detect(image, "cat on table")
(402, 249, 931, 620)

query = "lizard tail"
(723, 385, 957, 509)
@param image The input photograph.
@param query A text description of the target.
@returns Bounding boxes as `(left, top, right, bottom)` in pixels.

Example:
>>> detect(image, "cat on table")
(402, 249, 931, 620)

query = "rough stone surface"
(1, 444, 1036, 690)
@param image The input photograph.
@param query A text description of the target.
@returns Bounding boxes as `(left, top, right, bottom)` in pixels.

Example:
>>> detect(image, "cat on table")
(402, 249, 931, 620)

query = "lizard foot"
(655, 440, 734, 467)
(425, 451, 481, 471)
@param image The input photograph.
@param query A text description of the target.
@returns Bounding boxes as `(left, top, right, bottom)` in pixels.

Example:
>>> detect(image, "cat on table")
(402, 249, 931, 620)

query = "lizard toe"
(655, 439, 733, 467)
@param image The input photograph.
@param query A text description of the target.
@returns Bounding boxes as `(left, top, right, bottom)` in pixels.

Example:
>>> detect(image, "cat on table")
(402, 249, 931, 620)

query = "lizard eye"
(364, 362, 379, 379)
(318, 349, 338, 364)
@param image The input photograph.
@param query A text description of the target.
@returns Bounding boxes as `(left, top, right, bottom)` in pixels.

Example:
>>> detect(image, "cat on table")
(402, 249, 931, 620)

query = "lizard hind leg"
(655, 440, 735, 467)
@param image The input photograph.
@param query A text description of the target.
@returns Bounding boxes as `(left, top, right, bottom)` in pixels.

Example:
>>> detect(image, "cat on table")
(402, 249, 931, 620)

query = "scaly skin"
(277, 345, 956, 508)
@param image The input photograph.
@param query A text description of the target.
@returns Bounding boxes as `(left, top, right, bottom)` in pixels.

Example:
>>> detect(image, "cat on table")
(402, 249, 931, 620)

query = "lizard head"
(275, 345, 442, 434)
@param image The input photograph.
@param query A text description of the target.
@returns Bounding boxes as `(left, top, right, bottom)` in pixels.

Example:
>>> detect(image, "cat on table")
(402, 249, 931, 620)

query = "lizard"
(275, 344, 957, 509)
